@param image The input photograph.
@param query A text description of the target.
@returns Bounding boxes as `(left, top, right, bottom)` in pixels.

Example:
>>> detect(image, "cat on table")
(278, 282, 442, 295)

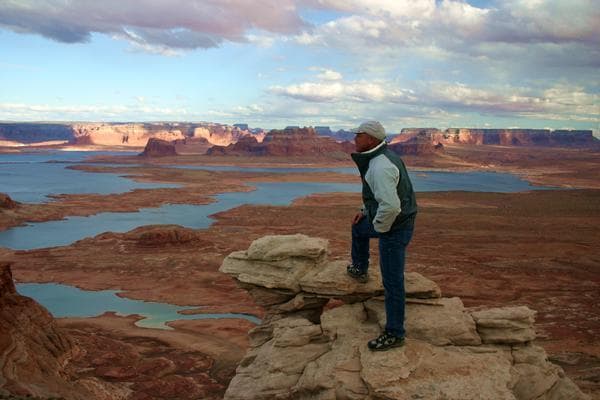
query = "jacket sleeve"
(366, 157, 401, 233)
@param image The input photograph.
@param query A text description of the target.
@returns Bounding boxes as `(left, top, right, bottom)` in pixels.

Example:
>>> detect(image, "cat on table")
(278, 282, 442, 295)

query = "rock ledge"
(219, 234, 589, 400)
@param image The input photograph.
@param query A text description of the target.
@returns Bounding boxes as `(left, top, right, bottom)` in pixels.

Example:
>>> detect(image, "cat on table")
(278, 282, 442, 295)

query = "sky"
(0, 0, 598, 133)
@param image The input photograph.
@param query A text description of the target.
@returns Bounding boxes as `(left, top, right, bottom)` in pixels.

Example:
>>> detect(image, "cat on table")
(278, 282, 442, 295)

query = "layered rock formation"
(314, 127, 356, 142)
(173, 136, 212, 154)
(0, 194, 17, 210)
(72, 123, 187, 147)
(0, 122, 264, 150)
(139, 137, 178, 157)
(207, 127, 354, 157)
(219, 234, 589, 400)
(192, 124, 265, 146)
(389, 131, 444, 156)
(0, 263, 124, 399)
(400, 128, 598, 148)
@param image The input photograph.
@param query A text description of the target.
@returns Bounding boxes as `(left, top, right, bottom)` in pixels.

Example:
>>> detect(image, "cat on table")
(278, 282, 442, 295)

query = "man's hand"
(352, 212, 364, 225)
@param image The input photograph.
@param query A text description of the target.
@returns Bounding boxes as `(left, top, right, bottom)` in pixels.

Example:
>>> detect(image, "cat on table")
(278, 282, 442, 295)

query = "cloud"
(309, 67, 343, 81)
(0, 0, 307, 51)
(269, 76, 599, 123)
(270, 80, 414, 102)
(295, 0, 599, 70)
(0, 101, 194, 121)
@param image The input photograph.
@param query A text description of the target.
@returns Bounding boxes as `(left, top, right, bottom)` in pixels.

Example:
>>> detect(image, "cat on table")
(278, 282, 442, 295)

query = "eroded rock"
(0, 263, 126, 399)
(219, 235, 589, 400)
(470, 306, 537, 344)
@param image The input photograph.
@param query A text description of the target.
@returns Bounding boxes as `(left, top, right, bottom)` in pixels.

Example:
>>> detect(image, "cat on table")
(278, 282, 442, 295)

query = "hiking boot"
(368, 331, 405, 351)
(346, 264, 368, 283)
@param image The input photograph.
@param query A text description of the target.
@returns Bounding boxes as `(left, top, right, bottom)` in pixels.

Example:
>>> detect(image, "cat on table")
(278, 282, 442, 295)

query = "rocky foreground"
(219, 234, 589, 400)
(0, 263, 125, 399)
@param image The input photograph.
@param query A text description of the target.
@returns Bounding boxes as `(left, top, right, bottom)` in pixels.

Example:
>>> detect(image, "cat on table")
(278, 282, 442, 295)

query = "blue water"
(0, 182, 361, 249)
(0, 154, 547, 250)
(171, 164, 357, 175)
(0, 151, 178, 203)
(172, 164, 541, 193)
(2, 152, 550, 327)
(16, 283, 261, 329)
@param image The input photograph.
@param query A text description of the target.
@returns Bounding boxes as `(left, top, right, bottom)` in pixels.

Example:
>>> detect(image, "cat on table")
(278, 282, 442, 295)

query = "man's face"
(354, 132, 379, 152)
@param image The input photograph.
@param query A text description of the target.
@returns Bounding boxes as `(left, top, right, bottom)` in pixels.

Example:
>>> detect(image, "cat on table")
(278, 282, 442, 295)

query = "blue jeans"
(351, 216, 414, 337)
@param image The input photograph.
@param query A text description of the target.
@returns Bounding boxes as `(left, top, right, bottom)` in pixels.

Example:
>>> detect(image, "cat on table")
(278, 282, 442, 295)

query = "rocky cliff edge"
(219, 234, 589, 400)
(0, 263, 126, 400)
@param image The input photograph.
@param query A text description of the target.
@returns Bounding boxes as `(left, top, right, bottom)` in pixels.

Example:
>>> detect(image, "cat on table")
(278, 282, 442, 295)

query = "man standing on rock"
(348, 120, 417, 351)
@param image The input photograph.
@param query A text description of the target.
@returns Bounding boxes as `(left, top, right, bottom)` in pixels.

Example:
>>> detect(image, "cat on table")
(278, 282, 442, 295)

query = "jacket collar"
(351, 142, 388, 173)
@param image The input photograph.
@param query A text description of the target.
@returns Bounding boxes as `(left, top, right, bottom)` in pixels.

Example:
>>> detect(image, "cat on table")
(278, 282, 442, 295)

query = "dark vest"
(351, 143, 417, 231)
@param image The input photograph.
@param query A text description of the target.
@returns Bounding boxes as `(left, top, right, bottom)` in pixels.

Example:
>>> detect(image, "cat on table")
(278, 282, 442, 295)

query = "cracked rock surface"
(220, 234, 590, 400)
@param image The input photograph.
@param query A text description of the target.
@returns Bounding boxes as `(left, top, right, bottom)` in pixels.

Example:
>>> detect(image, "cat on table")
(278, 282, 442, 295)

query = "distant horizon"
(0, 120, 597, 138)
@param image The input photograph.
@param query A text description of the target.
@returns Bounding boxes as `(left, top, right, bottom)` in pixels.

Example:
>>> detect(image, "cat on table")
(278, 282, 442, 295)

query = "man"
(348, 120, 417, 351)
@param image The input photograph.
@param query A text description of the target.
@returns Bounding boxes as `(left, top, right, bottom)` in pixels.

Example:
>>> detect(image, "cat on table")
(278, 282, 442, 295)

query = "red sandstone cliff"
(139, 138, 178, 157)
(72, 123, 187, 147)
(0, 194, 17, 210)
(399, 128, 598, 148)
(192, 124, 265, 146)
(389, 131, 444, 156)
(207, 127, 354, 157)
(0, 263, 122, 399)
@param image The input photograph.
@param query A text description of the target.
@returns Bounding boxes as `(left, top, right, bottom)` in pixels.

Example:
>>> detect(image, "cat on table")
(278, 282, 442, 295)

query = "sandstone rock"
(360, 342, 516, 400)
(0, 193, 17, 209)
(192, 124, 263, 146)
(220, 235, 441, 304)
(220, 235, 589, 400)
(293, 304, 377, 399)
(299, 263, 440, 300)
(207, 127, 354, 158)
(365, 296, 481, 346)
(405, 271, 442, 298)
(139, 137, 178, 157)
(298, 260, 385, 298)
(0, 263, 125, 399)
(388, 133, 444, 156)
(246, 234, 328, 261)
(173, 136, 212, 154)
(470, 306, 537, 344)
(398, 127, 598, 148)
(224, 317, 330, 400)
(131, 225, 203, 246)
(510, 344, 590, 400)
(542, 377, 590, 400)
(274, 293, 329, 313)
(72, 122, 187, 147)
(221, 251, 319, 292)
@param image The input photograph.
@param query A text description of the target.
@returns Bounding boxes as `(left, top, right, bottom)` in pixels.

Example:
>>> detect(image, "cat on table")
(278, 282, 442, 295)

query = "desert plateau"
(0, 124, 598, 399)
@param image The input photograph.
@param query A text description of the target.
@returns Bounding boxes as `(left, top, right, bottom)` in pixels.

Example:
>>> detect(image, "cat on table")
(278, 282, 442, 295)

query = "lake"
(0, 151, 179, 203)
(2, 151, 551, 328)
(0, 152, 547, 250)
(16, 282, 261, 329)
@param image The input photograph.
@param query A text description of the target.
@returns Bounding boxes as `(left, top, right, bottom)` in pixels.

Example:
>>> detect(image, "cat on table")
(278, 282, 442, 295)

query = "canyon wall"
(0, 122, 264, 149)
(207, 127, 354, 157)
(0, 263, 124, 399)
(399, 128, 597, 147)
(388, 132, 444, 156)
(71, 123, 187, 146)
(192, 124, 265, 146)
(2, 123, 595, 150)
